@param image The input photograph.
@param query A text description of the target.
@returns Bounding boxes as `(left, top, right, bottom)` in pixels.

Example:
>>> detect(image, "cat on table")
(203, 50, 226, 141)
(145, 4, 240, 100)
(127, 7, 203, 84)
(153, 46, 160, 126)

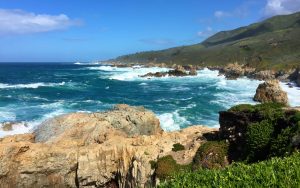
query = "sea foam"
(0, 82, 65, 89)
(158, 111, 190, 131)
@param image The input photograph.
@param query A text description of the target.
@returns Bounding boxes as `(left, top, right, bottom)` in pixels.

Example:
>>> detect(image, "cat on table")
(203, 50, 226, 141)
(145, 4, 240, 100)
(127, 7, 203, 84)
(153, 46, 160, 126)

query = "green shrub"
(270, 127, 293, 157)
(254, 103, 285, 122)
(172, 143, 185, 152)
(193, 141, 229, 169)
(229, 104, 255, 112)
(155, 155, 191, 180)
(291, 111, 300, 123)
(149, 160, 157, 169)
(159, 152, 300, 188)
(245, 120, 274, 162)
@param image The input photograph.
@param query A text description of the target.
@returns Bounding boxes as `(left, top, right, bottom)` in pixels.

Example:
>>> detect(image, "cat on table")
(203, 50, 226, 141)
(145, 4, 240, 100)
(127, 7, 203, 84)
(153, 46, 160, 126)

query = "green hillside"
(115, 12, 300, 70)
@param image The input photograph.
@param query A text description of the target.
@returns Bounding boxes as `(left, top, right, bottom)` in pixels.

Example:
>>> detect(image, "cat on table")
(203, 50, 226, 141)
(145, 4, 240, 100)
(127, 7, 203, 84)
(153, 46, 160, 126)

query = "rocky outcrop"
(0, 105, 215, 188)
(253, 80, 288, 105)
(140, 65, 197, 78)
(251, 70, 276, 80)
(219, 63, 255, 79)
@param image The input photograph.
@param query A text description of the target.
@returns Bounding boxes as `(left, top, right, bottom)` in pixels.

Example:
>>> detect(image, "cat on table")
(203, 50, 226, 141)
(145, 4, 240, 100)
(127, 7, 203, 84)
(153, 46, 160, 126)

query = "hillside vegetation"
(150, 103, 300, 187)
(115, 12, 300, 70)
(159, 152, 300, 188)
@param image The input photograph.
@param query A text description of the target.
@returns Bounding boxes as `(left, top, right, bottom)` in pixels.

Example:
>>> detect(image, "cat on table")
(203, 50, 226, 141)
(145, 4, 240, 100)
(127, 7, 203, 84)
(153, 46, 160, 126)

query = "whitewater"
(0, 63, 299, 137)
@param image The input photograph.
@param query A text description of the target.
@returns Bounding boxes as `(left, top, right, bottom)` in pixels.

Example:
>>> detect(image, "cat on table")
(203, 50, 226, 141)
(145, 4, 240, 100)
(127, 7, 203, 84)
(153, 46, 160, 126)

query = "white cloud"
(0, 9, 80, 34)
(264, 0, 300, 17)
(214, 11, 231, 18)
(197, 26, 215, 38)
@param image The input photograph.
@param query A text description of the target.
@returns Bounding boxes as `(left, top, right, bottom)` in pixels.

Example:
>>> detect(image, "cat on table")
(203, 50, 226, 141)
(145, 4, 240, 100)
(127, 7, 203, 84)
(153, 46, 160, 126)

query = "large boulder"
(253, 80, 288, 105)
(34, 104, 162, 143)
(0, 105, 215, 188)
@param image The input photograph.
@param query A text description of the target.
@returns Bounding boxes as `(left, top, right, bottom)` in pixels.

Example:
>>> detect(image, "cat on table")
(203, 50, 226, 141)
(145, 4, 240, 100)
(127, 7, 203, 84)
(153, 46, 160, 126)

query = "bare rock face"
(0, 104, 215, 188)
(253, 80, 288, 105)
(252, 70, 276, 80)
(219, 63, 255, 79)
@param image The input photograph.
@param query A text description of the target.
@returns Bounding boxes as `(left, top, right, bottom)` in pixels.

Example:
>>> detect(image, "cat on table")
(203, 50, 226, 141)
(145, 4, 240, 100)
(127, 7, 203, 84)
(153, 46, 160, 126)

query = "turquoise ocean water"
(0, 63, 299, 137)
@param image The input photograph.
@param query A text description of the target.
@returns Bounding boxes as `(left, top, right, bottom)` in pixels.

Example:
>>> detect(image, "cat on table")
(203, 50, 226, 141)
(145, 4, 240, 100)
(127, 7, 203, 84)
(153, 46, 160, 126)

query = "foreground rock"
(253, 80, 288, 105)
(0, 104, 214, 188)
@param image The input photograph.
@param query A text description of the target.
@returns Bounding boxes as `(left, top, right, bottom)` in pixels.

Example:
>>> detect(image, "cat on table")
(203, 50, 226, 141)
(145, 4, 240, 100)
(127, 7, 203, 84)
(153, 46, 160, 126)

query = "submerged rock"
(0, 104, 215, 188)
(253, 80, 288, 105)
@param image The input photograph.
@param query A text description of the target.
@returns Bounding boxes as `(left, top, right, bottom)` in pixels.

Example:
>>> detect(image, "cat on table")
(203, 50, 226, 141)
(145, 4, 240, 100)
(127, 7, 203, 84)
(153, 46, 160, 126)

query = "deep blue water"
(0, 62, 267, 136)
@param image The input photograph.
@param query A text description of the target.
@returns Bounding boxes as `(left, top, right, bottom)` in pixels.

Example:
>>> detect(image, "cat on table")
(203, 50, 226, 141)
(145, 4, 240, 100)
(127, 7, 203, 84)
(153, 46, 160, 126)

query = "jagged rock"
(253, 80, 288, 105)
(252, 70, 276, 80)
(219, 63, 255, 79)
(0, 105, 215, 188)
(140, 66, 193, 78)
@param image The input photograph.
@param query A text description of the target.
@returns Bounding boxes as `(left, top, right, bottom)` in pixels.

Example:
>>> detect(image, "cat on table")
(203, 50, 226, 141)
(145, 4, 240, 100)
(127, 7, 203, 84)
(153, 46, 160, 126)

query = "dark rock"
(140, 66, 194, 78)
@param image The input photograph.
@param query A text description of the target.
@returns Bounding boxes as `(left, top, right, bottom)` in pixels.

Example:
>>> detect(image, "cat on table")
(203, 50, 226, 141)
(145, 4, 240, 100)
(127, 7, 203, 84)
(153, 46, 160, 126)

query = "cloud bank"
(264, 0, 300, 17)
(0, 9, 80, 34)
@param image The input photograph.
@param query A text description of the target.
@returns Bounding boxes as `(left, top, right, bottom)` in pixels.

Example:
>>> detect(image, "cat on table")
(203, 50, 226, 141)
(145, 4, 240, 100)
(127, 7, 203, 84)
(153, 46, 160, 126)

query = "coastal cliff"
(0, 105, 215, 188)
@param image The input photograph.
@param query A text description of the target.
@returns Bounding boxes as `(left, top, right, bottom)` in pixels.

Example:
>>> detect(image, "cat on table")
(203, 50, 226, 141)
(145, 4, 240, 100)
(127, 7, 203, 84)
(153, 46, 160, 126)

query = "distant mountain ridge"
(114, 12, 300, 70)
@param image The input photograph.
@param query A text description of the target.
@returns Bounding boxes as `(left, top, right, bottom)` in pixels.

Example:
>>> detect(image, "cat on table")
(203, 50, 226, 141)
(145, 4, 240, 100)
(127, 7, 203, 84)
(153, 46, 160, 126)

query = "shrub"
(245, 120, 274, 162)
(172, 143, 185, 152)
(193, 141, 229, 169)
(149, 160, 157, 169)
(159, 152, 300, 188)
(290, 111, 300, 123)
(270, 127, 293, 157)
(155, 155, 191, 180)
(229, 104, 255, 112)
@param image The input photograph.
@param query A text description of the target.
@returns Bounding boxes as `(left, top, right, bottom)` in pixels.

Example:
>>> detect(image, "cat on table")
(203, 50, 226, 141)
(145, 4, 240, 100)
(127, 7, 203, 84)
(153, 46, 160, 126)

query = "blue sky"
(0, 0, 299, 62)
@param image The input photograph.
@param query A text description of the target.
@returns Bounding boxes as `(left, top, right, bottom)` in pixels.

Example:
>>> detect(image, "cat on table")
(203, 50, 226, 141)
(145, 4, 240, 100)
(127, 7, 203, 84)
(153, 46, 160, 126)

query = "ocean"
(0, 62, 299, 137)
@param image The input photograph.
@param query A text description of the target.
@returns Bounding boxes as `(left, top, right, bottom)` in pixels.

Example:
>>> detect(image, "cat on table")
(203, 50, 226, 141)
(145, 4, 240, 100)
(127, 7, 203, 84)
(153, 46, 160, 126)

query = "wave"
(280, 82, 300, 107)
(0, 82, 66, 89)
(74, 62, 100, 65)
(0, 108, 66, 138)
(88, 66, 119, 71)
(158, 111, 190, 131)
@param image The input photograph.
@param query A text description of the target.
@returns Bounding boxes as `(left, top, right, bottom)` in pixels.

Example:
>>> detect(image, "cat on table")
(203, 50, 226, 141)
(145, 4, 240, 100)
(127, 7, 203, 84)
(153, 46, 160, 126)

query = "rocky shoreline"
(1, 62, 299, 187)
(0, 104, 216, 188)
(104, 61, 300, 86)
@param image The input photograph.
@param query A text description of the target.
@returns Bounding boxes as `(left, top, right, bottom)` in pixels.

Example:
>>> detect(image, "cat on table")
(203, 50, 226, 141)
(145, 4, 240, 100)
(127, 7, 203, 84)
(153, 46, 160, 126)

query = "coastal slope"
(114, 12, 300, 70)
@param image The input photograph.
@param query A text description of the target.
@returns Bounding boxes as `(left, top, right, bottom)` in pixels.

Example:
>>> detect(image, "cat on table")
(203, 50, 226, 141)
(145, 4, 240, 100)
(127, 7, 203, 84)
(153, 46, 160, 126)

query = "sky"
(0, 0, 299, 62)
